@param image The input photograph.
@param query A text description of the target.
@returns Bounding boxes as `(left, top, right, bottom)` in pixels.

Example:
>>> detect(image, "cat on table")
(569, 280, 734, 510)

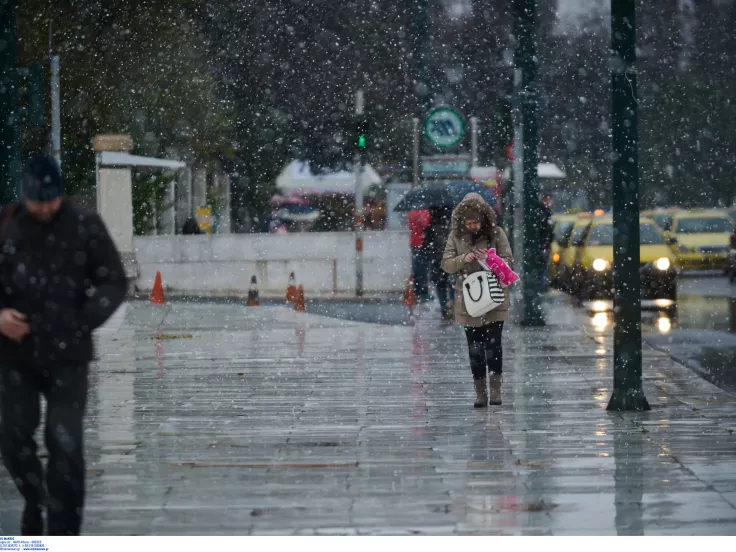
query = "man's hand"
(0, 309, 30, 342)
(464, 252, 477, 263)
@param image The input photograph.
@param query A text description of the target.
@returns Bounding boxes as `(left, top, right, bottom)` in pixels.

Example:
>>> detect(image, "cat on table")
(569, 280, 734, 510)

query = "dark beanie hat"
(21, 155, 63, 202)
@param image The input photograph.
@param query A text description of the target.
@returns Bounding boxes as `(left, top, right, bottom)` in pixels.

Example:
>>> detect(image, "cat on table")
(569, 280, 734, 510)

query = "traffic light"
(354, 114, 370, 152)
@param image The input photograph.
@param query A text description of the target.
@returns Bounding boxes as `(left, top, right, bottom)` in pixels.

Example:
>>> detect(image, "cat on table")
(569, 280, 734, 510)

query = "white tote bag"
(462, 260, 505, 318)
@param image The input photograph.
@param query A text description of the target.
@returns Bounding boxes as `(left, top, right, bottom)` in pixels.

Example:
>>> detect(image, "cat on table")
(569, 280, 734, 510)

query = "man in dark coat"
(425, 207, 454, 320)
(0, 156, 127, 535)
(539, 194, 555, 291)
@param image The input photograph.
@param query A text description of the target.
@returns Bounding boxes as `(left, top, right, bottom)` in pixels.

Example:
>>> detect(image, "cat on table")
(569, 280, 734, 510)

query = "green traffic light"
(358, 135, 367, 148)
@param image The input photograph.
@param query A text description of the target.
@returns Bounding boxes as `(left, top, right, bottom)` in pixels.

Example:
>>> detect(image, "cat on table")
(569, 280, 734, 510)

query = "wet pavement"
(1, 298, 736, 535)
(676, 276, 735, 333)
(679, 274, 736, 298)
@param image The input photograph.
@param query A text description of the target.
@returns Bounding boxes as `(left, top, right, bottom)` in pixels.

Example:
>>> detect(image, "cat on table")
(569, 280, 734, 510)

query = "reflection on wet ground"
(580, 276, 736, 336)
(584, 300, 680, 336)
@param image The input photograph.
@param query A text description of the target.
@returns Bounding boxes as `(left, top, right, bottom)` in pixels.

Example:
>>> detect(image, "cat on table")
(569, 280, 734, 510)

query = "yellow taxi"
(571, 216, 677, 300)
(556, 214, 593, 292)
(548, 214, 579, 287)
(642, 208, 680, 233)
(670, 209, 734, 270)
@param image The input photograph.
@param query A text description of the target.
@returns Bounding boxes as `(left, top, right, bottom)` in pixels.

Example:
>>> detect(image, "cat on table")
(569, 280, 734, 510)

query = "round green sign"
(424, 108, 466, 148)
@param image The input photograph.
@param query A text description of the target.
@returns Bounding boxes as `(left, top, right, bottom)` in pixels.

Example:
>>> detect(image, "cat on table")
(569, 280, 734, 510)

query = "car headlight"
(593, 258, 609, 272)
(655, 257, 671, 271)
(552, 253, 561, 263)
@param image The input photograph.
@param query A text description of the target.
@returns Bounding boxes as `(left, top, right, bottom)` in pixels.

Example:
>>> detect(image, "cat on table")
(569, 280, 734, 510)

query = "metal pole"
(50, 55, 61, 167)
(355, 90, 365, 297)
(412, 117, 420, 189)
(514, 0, 544, 326)
(607, 0, 649, 411)
(95, 152, 101, 212)
(187, 168, 193, 216)
(0, 0, 20, 206)
(49, 23, 61, 168)
(410, 0, 431, 117)
(509, 72, 523, 259)
(470, 116, 479, 167)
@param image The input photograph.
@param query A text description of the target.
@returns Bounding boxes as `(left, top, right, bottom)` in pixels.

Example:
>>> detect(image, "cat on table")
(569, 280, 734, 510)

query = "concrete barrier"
(133, 231, 412, 295)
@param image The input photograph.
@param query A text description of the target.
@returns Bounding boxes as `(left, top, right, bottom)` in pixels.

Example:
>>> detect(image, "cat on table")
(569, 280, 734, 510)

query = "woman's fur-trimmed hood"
(451, 193, 498, 239)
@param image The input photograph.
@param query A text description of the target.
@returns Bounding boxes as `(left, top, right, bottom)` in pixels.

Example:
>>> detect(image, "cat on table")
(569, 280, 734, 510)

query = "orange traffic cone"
(150, 271, 166, 305)
(295, 284, 306, 312)
(247, 275, 260, 306)
(286, 271, 297, 304)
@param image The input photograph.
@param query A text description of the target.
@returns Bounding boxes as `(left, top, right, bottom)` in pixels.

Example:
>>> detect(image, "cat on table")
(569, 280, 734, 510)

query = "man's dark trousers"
(411, 246, 430, 300)
(0, 360, 88, 535)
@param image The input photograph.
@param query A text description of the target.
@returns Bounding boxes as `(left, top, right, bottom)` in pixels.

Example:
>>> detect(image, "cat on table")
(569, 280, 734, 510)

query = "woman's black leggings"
(464, 322, 504, 380)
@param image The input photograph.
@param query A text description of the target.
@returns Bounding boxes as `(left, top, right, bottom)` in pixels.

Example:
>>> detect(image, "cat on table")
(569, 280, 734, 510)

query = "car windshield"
(587, 225, 613, 246)
(587, 224, 664, 246)
(640, 224, 665, 244)
(676, 217, 733, 234)
(653, 214, 673, 231)
(554, 222, 575, 245)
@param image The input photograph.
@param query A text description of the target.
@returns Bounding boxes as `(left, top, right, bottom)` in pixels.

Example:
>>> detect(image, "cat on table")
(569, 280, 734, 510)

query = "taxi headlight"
(593, 258, 609, 272)
(655, 257, 671, 271)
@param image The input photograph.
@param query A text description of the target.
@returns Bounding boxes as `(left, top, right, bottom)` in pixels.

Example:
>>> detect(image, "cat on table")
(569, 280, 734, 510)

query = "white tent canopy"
(502, 163, 566, 181)
(276, 160, 382, 195)
(98, 151, 186, 171)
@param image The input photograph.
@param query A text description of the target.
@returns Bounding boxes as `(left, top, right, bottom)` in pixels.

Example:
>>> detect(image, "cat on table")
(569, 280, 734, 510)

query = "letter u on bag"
(465, 275, 485, 303)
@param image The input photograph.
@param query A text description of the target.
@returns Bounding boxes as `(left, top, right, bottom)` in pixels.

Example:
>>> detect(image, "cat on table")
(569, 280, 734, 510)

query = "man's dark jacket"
(540, 204, 554, 252)
(0, 200, 126, 366)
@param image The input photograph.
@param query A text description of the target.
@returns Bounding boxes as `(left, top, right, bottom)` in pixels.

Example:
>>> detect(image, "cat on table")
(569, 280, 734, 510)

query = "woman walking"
(442, 193, 514, 408)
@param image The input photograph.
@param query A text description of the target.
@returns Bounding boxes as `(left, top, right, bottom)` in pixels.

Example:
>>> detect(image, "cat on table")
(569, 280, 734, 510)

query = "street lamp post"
(514, 0, 544, 327)
(607, 0, 650, 411)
